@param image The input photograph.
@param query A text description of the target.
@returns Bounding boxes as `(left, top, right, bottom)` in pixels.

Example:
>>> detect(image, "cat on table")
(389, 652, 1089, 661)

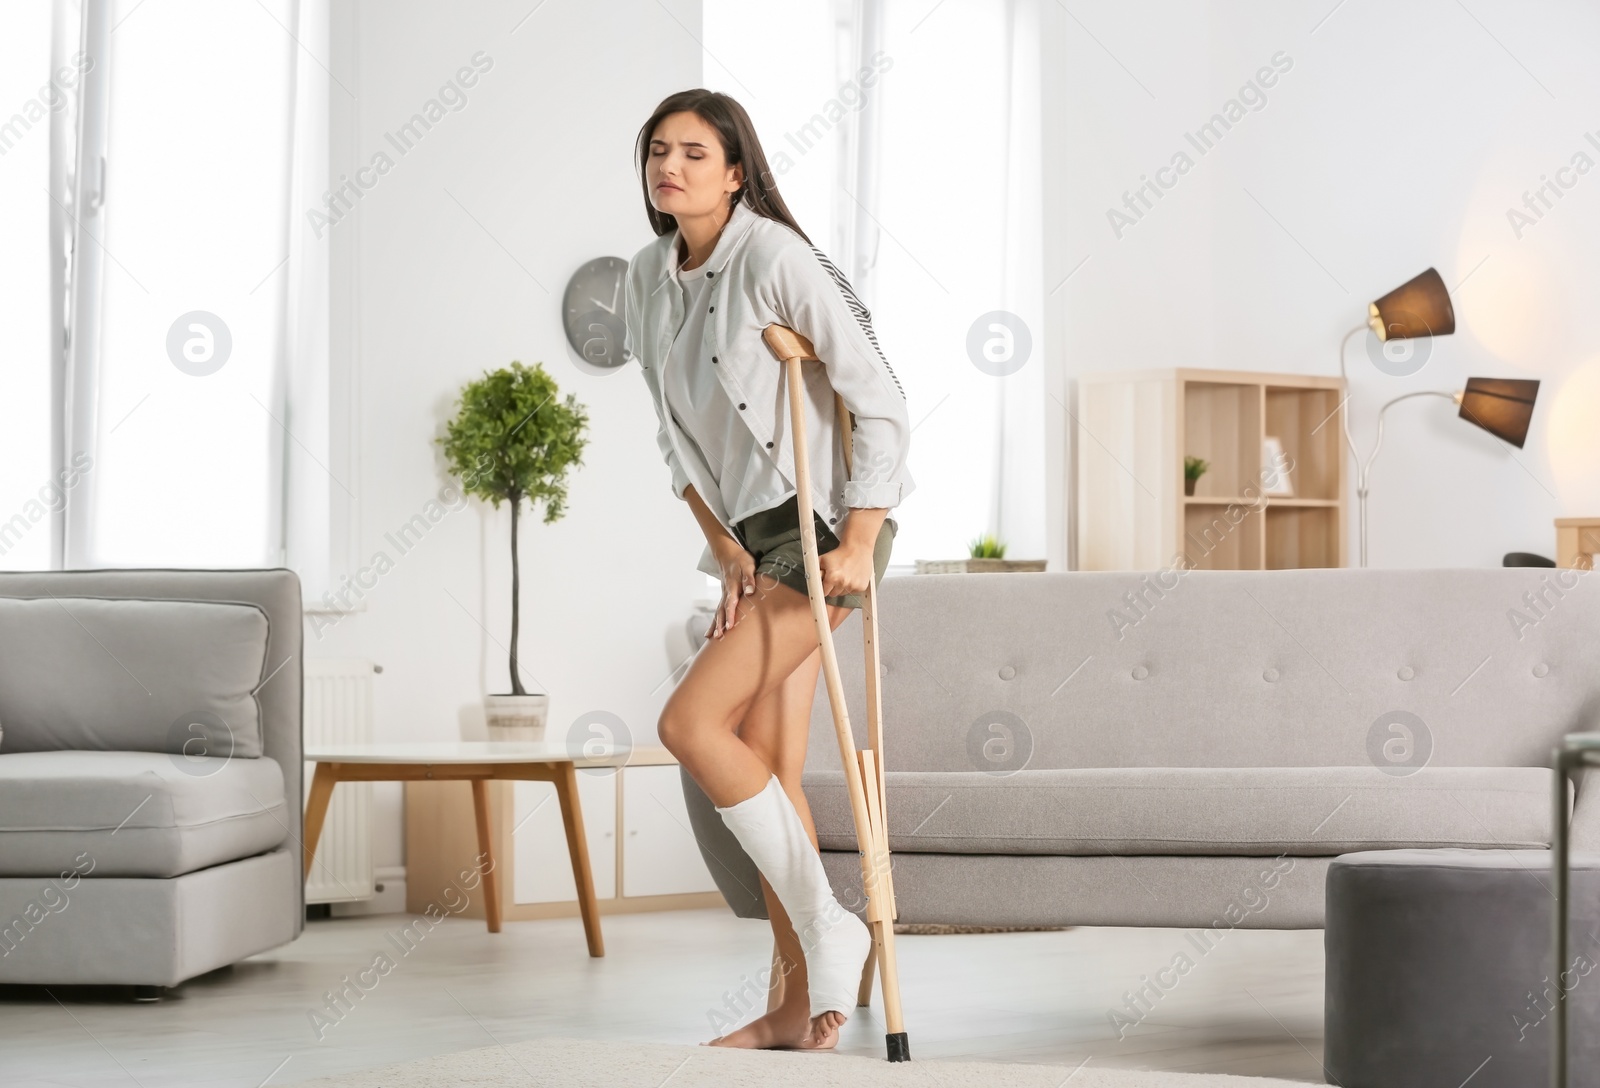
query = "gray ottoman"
(1326, 849, 1600, 1088)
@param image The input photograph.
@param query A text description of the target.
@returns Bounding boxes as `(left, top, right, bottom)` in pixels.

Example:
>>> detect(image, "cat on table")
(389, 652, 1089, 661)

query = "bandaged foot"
(715, 773, 873, 1019)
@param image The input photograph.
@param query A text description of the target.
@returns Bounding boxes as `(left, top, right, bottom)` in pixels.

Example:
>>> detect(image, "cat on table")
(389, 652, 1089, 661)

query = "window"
(62, 0, 301, 568)
(703, 0, 1047, 575)
(0, 1, 61, 570)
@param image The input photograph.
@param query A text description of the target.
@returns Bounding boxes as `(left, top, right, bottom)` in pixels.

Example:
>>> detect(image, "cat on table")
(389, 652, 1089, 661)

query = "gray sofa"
(0, 569, 303, 991)
(684, 567, 1600, 929)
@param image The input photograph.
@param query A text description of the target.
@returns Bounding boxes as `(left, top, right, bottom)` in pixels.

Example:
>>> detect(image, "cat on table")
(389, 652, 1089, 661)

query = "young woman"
(624, 89, 914, 1052)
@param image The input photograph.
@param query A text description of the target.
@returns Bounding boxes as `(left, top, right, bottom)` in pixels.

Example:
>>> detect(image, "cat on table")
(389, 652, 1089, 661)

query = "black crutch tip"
(886, 1032, 911, 1062)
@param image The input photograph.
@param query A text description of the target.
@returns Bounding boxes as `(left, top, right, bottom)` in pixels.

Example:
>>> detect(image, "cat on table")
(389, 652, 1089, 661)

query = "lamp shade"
(1368, 267, 1456, 341)
(1458, 377, 1539, 448)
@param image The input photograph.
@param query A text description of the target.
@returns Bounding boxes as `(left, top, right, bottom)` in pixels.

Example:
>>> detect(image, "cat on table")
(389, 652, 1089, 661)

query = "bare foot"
(806, 1009, 845, 1050)
(701, 1000, 847, 1050)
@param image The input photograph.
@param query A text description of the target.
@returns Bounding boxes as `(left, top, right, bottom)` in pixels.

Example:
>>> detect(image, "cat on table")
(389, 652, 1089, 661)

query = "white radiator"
(303, 658, 377, 904)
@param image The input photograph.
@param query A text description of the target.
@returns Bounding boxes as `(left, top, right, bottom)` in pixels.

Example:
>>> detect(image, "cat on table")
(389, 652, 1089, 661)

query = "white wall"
(1046, 0, 1600, 568)
(312, 0, 706, 877)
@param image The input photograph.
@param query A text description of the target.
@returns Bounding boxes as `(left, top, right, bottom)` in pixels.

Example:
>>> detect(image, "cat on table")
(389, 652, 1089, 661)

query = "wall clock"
(562, 256, 630, 368)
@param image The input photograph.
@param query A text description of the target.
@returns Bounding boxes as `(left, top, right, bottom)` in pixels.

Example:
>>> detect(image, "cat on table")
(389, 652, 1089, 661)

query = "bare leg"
(705, 644, 849, 1050)
(659, 578, 854, 1049)
(661, 580, 850, 808)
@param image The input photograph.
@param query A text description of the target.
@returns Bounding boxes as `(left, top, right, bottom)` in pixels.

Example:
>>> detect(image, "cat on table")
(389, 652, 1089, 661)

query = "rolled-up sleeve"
(766, 242, 915, 510)
(626, 259, 693, 501)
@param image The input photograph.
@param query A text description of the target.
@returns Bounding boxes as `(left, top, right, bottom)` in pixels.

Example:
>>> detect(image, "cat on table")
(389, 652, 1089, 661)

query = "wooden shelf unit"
(1076, 368, 1348, 571)
(1556, 517, 1600, 570)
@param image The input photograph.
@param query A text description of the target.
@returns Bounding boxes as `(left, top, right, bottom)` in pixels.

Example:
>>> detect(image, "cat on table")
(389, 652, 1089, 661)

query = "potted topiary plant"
(1184, 455, 1209, 497)
(914, 532, 1047, 574)
(439, 360, 589, 739)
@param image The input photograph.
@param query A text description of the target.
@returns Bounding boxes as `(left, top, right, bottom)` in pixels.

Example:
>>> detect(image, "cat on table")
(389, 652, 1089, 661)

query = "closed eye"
(650, 141, 706, 159)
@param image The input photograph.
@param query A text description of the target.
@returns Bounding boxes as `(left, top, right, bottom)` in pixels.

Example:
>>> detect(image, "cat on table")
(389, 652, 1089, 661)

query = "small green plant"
(1184, 455, 1210, 481)
(438, 360, 589, 696)
(968, 533, 1007, 559)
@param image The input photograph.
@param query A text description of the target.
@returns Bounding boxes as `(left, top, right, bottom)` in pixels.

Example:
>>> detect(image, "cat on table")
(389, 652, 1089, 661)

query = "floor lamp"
(1336, 267, 1541, 566)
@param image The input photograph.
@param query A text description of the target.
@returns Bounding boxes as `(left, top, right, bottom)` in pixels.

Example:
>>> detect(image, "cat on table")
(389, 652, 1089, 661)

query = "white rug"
(295, 1035, 1318, 1086)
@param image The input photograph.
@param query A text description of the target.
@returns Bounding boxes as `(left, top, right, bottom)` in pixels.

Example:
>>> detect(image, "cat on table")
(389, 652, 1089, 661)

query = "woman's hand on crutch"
(707, 537, 757, 640)
(818, 506, 885, 600)
(816, 540, 873, 599)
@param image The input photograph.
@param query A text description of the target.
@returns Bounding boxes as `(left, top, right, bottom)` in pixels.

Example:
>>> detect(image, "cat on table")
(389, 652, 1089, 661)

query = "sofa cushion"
(0, 751, 288, 878)
(804, 766, 1567, 856)
(0, 596, 269, 758)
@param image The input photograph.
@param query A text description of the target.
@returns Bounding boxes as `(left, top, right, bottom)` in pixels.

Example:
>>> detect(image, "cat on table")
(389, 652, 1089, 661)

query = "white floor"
(0, 909, 1329, 1087)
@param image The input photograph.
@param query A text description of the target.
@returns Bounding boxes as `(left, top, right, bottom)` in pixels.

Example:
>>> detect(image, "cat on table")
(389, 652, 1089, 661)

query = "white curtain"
(847, 0, 1047, 563)
(59, 0, 330, 577)
(993, 0, 1046, 559)
(282, 0, 336, 601)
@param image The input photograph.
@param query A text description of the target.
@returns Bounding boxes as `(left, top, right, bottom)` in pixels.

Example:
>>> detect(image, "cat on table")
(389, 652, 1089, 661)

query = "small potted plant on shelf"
(439, 360, 590, 739)
(1184, 455, 1209, 497)
(914, 532, 1047, 574)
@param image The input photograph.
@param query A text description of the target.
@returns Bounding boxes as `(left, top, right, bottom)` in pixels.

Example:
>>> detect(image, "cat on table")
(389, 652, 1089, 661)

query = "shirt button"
(765, 441, 773, 448)
(707, 270, 714, 278)
(738, 402, 746, 409)
(708, 306, 715, 313)
(829, 517, 837, 524)
(712, 356, 718, 364)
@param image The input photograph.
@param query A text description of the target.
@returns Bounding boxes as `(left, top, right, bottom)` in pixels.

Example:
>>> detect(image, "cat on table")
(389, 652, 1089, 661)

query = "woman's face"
(647, 110, 742, 219)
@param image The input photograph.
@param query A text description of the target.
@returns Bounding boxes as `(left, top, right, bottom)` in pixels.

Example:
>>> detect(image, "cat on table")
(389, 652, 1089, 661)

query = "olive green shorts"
(732, 494, 896, 609)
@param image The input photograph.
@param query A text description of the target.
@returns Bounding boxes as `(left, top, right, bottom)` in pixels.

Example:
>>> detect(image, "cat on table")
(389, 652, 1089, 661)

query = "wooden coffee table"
(302, 741, 631, 955)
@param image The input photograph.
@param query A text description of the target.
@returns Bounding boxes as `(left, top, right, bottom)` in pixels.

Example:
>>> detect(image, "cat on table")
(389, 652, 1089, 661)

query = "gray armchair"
(0, 569, 303, 995)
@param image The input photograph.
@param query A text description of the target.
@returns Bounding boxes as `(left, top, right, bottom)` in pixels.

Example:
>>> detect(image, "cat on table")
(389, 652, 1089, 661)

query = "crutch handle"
(762, 324, 818, 363)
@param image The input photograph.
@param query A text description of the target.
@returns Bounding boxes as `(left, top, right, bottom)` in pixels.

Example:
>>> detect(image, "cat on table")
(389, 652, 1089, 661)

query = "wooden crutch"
(760, 323, 910, 1063)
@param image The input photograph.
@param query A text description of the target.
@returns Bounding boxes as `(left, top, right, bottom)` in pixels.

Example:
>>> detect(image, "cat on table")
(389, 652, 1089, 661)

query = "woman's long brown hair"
(634, 89, 812, 246)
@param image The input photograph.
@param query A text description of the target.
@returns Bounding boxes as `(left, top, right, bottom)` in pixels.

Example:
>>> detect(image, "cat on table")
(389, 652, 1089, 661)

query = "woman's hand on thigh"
(709, 539, 757, 640)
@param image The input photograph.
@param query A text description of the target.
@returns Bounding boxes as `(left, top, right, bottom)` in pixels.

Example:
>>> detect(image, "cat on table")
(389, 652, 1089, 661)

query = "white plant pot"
(484, 693, 549, 741)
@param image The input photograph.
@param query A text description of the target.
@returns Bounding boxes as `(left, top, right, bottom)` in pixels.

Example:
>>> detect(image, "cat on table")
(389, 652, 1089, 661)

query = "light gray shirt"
(626, 198, 914, 578)
(663, 251, 793, 525)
